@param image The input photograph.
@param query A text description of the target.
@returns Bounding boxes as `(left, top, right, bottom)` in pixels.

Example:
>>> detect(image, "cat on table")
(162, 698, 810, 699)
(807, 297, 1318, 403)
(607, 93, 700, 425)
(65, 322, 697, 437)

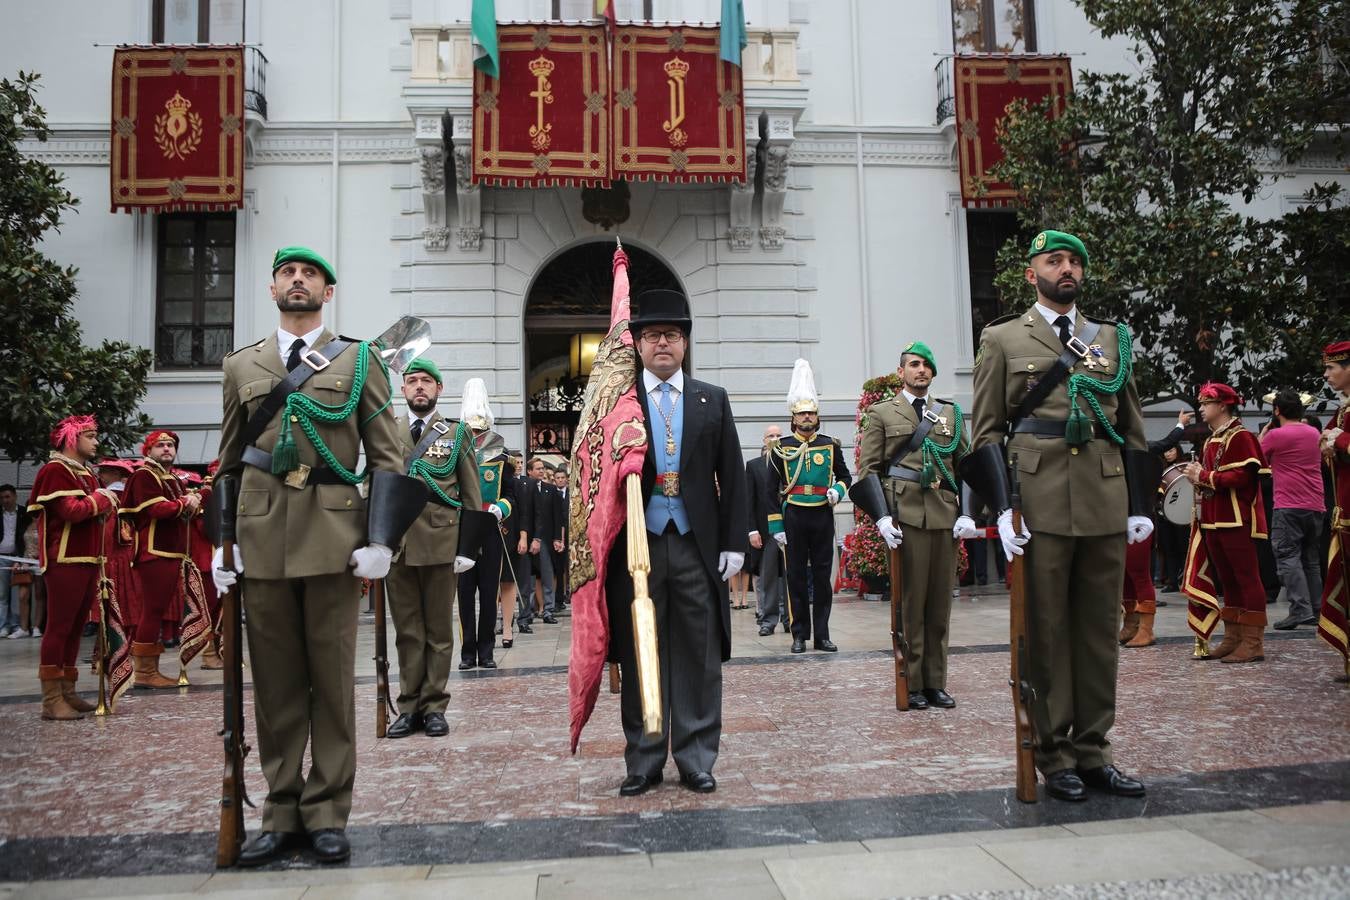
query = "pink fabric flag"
(566, 241, 650, 752)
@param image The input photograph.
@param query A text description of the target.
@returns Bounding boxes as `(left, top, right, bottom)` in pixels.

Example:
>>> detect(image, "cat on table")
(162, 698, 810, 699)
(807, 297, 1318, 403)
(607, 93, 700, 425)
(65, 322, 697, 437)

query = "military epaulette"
(339, 334, 362, 343)
(1084, 314, 1120, 327)
(932, 396, 954, 406)
(224, 338, 266, 358)
(986, 312, 1019, 328)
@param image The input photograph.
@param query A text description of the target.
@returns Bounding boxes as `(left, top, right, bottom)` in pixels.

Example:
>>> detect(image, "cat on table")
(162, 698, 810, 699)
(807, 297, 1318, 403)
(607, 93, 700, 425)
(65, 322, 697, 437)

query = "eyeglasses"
(639, 329, 685, 344)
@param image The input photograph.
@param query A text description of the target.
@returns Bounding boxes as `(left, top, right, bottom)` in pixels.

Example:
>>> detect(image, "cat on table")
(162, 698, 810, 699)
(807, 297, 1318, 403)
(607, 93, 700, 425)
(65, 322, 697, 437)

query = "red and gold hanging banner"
(612, 26, 745, 183)
(472, 25, 610, 188)
(953, 55, 1072, 208)
(110, 46, 245, 213)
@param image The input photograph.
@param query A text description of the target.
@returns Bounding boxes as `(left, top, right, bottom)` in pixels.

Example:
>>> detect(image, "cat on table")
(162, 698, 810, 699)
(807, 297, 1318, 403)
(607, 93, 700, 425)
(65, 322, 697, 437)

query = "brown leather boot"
(1206, 609, 1242, 660)
(131, 641, 179, 689)
(1118, 610, 1140, 644)
(62, 666, 97, 713)
(200, 640, 224, 670)
(1124, 613, 1156, 648)
(40, 665, 84, 720)
(1223, 622, 1266, 664)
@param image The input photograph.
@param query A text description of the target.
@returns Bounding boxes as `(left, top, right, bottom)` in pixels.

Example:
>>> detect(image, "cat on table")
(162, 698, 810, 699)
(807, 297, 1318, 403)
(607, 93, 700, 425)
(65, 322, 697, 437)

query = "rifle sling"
(241, 338, 356, 449)
(885, 399, 946, 476)
(1012, 320, 1103, 429)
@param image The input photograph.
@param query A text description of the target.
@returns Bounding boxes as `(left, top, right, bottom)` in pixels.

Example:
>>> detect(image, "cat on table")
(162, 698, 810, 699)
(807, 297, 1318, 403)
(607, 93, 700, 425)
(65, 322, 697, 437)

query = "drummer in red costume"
(1182, 382, 1269, 663)
(1318, 341, 1350, 682)
(122, 429, 201, 688)
(25, 415, 120, 720)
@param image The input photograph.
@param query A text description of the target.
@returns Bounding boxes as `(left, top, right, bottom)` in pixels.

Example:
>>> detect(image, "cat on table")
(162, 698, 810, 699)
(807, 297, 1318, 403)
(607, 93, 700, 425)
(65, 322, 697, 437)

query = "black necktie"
(1054, 315, 1073, 347)
(285, 338, 305, 372)
(912, 397, 925, 420)
(410, 419, 423, 446)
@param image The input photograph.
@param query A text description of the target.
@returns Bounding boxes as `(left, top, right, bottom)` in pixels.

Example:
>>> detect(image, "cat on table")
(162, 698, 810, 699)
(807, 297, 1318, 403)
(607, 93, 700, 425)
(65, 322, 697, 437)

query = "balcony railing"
(935, 56, 955, 125)
(245, 46, 267, 121)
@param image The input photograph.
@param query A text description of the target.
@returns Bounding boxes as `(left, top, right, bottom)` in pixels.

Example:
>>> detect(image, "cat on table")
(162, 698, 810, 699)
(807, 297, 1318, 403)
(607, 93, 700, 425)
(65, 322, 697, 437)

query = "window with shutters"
(155, 213, 236, 369)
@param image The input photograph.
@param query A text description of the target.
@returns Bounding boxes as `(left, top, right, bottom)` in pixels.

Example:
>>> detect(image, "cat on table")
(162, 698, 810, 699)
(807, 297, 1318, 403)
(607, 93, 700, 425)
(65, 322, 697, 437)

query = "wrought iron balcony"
(935, 56, 955, 125)
(244, 46, 267, 121)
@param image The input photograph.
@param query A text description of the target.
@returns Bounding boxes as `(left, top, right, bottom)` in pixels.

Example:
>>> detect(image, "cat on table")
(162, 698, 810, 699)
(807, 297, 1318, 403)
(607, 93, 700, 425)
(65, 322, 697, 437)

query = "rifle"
(214, 476, 253, 867)
(373, 578, 396, 737)
(888, 547, 910, 711)
(1007, 453, 1038, 803)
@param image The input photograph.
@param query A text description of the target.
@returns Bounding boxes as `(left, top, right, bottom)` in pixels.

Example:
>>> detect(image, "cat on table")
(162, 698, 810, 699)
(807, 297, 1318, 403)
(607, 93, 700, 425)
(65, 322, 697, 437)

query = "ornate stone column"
(759, 114, 794, 251)
(415, 114, 449, 251)
(727, 112, 761, 251)
(450, 116, 482, 251)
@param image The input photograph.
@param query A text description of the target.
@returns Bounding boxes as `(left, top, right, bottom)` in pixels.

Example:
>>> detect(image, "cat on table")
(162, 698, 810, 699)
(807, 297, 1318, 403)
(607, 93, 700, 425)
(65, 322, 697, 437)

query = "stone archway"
(522, 241, 681, 460)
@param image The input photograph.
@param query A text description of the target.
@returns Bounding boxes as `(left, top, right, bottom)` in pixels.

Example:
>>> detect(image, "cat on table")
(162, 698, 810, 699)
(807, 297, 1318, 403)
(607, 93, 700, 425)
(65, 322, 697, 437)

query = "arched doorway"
(523, 241, 681, 461)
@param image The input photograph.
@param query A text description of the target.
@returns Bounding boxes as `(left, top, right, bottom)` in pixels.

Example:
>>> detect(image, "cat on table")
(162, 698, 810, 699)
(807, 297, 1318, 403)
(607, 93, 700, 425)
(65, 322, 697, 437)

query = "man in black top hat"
(605, 288, 749, 796)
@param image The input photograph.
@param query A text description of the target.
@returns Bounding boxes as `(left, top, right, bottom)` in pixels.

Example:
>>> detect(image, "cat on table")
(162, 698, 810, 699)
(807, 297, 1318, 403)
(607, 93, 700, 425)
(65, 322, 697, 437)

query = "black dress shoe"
(758, 624, 774, 636)
(791, 639, 806, 653)
(1078, 764, 1146, 797)
(680, 771, 717, 793)
(1044, 769, 1088, 802)
(422, 712, 449, 737)
(814, 639, 838, 652)
(619, 772, 663, 796)
(386, 712, 422, 739)
(1273, 615, 1302, 630)
(310, 828, 351, 864)
(237, 830, 303, 867)
(458, 660, 476, 670)
(906, 691, 930, 710)
(501, 639, 513, 648)
(479, 659, 497, 669)
(1299, 615, 1320, 626)
(517, 623, 533, 634)
(923, 688, 956, 709)
(542, 614, 559, 624)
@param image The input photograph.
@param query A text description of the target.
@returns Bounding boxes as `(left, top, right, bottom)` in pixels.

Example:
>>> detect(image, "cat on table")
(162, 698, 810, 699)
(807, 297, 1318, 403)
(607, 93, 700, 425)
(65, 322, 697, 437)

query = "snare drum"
(1159, 463, 1194, 526)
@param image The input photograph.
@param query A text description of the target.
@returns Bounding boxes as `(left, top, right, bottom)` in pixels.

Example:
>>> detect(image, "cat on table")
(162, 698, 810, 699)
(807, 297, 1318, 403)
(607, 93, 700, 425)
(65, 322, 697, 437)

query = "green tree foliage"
(989, 0, 1349, 405)
(0, 72, 152, 462)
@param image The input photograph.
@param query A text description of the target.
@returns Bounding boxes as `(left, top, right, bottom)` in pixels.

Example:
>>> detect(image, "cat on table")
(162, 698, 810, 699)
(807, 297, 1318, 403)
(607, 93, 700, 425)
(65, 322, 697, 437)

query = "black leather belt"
(241, 445, 348, 485)
(886, 466, 956, 494)
(1012, 419, 1110, 440)
(426, 492, 461, 509)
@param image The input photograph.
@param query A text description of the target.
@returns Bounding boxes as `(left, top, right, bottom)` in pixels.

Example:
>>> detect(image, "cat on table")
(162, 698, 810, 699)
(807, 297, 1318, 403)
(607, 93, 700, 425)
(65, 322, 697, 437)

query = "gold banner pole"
(625, 473, 662, 737)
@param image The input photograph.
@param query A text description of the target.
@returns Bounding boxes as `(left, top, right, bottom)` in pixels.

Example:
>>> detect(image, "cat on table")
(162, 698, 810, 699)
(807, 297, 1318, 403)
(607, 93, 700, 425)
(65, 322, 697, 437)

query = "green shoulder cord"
(271, 341, 378, 484)
(919, 401, 963, 492)
(409, 420, 468, 508)
(1065, 323, 1133, 447)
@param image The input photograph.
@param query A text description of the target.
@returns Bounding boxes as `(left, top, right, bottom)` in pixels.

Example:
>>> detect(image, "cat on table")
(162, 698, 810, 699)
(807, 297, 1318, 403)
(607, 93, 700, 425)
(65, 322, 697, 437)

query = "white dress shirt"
(276, 324, 326, 367)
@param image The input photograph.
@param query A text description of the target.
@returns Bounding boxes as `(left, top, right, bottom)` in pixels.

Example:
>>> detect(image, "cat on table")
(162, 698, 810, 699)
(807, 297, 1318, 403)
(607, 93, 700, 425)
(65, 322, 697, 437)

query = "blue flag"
(719, 0, 746, 67)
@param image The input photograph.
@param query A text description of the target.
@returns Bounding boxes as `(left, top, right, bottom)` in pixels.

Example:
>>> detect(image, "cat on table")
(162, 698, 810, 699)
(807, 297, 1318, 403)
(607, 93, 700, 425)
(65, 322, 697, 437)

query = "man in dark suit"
(552, 467, 570, 610)
(528, 458, 563, 624)
(508, 456, 535, 633)
(745, 427, 787, 636)
(606, 289, 748, 797)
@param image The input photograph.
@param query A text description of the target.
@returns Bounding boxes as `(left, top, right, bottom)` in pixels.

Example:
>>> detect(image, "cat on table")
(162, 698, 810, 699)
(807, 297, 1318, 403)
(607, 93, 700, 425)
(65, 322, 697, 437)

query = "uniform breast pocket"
(237, 490, 270, 517)
(1100, 452, 1124, 478)
(427, 505, 458, 528)
(317, 484, 364, 513)
(883, 424, 912, 449)
(308, 373, 352, 406)
(237, 378, 277, 415)
(1007, 355, 1057, 399)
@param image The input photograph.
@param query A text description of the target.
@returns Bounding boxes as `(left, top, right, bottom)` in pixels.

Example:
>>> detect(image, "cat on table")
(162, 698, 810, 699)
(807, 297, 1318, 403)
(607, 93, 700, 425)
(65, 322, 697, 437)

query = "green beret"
(1028, 230, 1089, 268)
(902, 340, 938, 376)
(403, 357, 442, 384)
(272, 246, 337, 284)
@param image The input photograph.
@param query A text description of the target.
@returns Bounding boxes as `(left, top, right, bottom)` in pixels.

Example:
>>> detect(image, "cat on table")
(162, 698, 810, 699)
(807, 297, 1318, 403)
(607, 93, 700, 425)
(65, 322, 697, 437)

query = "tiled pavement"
(0, 585, 1346, 897)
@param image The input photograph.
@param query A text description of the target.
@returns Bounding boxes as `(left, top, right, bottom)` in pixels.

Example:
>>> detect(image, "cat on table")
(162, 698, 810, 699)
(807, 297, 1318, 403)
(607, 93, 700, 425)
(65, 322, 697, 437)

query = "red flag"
(566, 241, 649, 752)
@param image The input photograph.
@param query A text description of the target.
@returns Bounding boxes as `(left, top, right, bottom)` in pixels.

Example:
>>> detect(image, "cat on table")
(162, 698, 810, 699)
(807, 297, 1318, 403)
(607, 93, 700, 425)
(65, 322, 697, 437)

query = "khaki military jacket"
(395, 411, 481, 567)
(218, 330, 404, 579)
(970, 307, 1145, 537)
(858, 396, 969, 530)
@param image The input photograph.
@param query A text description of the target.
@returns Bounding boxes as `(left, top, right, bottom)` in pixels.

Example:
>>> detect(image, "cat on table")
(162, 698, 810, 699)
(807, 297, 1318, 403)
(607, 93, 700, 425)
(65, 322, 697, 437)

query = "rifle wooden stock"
(608, 661, 621, 694)
(625, 473, 662, 738)
(1007, 458, 1038, 804)
(889, 547, 909, 711)
(216, 541, 249, 867)
(374, 579, 390, 739)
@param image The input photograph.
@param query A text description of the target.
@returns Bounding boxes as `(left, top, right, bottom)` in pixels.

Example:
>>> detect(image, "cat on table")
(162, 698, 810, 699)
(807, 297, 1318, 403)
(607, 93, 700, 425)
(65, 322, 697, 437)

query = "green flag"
(472, 0, 499, 78)
(719, 0, 746, 67)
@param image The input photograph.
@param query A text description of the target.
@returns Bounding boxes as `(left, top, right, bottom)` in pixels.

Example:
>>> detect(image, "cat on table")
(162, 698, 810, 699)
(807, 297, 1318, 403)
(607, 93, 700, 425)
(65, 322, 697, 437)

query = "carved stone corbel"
(727, 112, 761, 252)
(450, 116, 482, 251)
(759, 114, 794, 250)
(419, 143, 450, 251)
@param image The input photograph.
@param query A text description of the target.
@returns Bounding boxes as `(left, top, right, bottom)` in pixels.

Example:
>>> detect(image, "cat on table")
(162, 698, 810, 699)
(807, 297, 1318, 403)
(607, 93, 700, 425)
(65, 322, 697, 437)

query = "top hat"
(629, 289, 692, 337)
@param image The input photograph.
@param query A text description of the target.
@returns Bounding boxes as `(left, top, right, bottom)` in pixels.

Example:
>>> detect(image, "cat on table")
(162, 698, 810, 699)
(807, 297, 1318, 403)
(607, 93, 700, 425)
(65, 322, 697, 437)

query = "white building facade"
(5, 0, 1345, 478)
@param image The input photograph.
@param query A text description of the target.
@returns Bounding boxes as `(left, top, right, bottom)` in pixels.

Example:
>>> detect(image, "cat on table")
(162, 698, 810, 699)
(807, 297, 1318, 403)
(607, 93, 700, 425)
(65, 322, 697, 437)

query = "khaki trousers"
(243, 572, 360, 833)
(386, 561, 456, 715)
(898, 527, 956, 691)
(1023, 531, 1124, 775)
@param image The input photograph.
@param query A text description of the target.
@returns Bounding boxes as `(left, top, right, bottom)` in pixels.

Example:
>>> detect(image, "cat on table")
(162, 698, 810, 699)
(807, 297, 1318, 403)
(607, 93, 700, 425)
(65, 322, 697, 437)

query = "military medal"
(812, 452, 825, 466)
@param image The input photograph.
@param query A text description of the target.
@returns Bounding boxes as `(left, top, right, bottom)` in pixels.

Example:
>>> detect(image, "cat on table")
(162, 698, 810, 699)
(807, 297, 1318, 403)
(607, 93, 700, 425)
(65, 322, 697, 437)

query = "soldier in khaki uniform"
(214, 247, 415, 866)
(385, 357, 482, 739)
(857, 341, 975, 710)
(962, 231, 1156, 803)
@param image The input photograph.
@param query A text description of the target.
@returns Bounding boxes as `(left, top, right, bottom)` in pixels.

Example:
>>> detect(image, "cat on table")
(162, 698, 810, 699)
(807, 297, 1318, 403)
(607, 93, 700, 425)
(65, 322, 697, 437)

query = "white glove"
(453, 555, 476, 573)
(211, 544, 243, 594)
(826, 487, 841, 506)
(952, 515, 980, 540)
(489, 504, 504, 522)
(773, 531, 787, 548)
(997, 508, 1032, 560)
(718, 551, 745, 582)
(875, 515, 904, 549)
(349, 543, 393, 579)
(1126, 515, 1154, 544)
